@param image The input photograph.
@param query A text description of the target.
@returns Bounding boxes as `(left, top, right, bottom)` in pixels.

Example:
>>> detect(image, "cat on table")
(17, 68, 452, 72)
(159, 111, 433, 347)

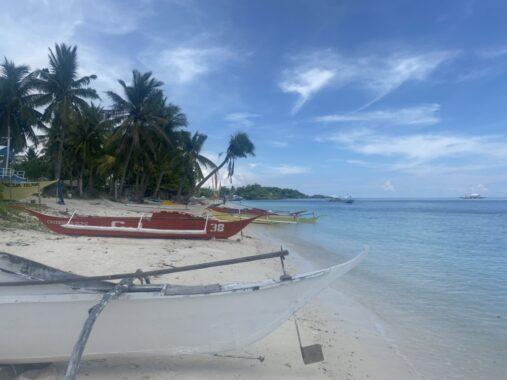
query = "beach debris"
(6, 240, 29, 247)
(294, 318, 324, 365)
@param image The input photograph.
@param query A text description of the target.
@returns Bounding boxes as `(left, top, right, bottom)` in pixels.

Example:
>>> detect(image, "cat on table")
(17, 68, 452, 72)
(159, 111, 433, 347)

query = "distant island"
(217, 184, 329, 200)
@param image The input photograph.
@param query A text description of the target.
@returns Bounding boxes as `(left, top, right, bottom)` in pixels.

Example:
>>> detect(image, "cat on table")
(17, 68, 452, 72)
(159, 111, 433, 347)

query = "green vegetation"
(221, 184, 308, 200)
(0, 43, 255, 202)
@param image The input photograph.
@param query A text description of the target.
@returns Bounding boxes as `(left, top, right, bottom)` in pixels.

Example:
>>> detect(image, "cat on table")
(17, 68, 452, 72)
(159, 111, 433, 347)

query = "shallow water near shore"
(242, 198, 507, 379)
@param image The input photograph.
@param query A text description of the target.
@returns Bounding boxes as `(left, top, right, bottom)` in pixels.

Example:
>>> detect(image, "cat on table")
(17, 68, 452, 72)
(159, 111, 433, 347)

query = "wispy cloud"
(270, 141, 289, 148)
(279, 68, 335, 114)
(0, 1, 147, 101)
(477, 46, 507, 60)
(314, 104, 440, 126)
(224, 113, 260, 128)
(350, 51, 453, 110)
(318, 129, 507, 174)
(156, 46, 237, 83)
(279, 49, 452, 113)
(271, 165, 309, 175)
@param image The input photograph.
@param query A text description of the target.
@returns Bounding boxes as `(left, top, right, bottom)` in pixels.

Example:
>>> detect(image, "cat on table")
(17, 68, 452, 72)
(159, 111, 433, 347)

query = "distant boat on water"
(328, 195, 354, 204)
(460, 193, 484, 200)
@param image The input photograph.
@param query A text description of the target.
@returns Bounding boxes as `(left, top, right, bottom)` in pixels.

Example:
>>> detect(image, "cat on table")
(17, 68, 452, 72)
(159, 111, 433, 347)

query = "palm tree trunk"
(134, 171, 140, 198)
(138, 172, 146, 202)
(79, 151, 85, 197)
(118, 143, 134, 198)
(4, 114, 10, 174)
(55, 123, 65, 180)
(188, 157, 228, 199)
(154, 171, 164, 199)
(87, 168, 94, 195)
(109, 174, 115, 197)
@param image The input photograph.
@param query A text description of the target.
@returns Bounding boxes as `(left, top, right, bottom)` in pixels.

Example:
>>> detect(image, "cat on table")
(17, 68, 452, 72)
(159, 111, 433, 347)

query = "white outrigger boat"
(0, 249, 365, 368)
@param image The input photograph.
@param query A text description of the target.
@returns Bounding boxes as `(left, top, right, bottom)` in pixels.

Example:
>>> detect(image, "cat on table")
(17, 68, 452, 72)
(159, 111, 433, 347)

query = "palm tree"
(67, 103, 108, 196)
(32, 43, 98, 181)
(0, 59, 42, 171)
(106, 70, 169, 198)
(188, 132, 255, 198)
(176, 131, 216, 199)
(152, 104, 189, 198)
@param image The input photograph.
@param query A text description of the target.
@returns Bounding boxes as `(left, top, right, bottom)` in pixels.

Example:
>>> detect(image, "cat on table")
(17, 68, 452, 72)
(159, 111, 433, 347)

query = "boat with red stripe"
(20, 208, 256, 239)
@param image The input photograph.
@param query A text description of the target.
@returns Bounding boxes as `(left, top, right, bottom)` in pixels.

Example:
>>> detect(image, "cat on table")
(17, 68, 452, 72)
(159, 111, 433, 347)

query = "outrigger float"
(0, 249, 366, 378)
(208, 205, 319, 224)
(19, 208, 256, 239)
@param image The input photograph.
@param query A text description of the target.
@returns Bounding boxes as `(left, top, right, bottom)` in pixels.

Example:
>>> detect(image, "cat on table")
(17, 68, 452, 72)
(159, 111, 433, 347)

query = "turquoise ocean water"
(239, 199, 507, 379)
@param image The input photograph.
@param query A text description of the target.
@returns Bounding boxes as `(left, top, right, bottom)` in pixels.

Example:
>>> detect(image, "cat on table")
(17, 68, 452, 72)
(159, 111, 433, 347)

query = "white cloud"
(271, 165, 309, 175)
(156, 47, 236, 83)
(270, 141, 289, 148)
(477, 46, 507, 60)
(279, 49, 452, 113)
(314, 104, 440, 126)
(318, 129, 507, 175)
(224, 113, 260, 128)
(346, 159, 372, 166)
(279, 68, 335, 114)
(0, 1, 146, 103)
(383, 180, 395, 192)
(320, 130, 507, 161)
(0, 1, 147, 66)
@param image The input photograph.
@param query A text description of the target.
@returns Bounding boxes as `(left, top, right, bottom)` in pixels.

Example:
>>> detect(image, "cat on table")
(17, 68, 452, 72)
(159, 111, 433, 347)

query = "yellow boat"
(208, 206, 319, 225)
(0, 181, 57, 201)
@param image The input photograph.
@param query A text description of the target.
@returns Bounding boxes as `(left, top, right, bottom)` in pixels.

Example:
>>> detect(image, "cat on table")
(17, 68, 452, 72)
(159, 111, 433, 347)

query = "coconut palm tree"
(152, 104, 189, 198)
(188, 132, 254, 198)
(176, 131, 216, 199)
(0, 59, 42, 170)
(32, 43, 98, 182)
(106, 70, 169, 197)
(67, 103, 108, 196)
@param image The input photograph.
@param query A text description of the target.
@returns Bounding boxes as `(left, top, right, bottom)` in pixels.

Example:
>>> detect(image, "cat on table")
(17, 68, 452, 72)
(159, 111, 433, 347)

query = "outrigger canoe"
(21, 208, 255, 239)
(0, 249, 366, 364)
(208, 205, 319, 224)
(0, 180, 57, 201)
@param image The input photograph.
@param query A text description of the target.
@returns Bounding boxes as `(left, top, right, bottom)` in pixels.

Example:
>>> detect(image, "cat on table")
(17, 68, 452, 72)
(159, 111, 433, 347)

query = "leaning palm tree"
(32, 43, 98, 181)
(106, 70, 168, 197)
(188, 132, 255, 198)
(0, 59, 42, 168)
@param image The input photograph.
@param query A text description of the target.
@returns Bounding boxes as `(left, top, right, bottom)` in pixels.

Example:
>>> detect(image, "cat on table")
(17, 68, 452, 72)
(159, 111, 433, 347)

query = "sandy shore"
(0, 199, 418, 379)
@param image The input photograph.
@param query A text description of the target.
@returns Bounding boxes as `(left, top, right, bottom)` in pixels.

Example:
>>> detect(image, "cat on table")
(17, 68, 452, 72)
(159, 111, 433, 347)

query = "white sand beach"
(0, 199, 418, 380)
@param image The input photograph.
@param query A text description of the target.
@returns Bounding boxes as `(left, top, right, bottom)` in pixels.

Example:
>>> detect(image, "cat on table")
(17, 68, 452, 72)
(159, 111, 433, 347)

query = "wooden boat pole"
(65, 278, 134, 380)
(0, 250, 290, 287)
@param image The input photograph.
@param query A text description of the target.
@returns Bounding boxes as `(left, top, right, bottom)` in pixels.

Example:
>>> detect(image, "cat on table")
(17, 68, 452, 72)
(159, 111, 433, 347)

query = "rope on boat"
(65, 278, 134, 380)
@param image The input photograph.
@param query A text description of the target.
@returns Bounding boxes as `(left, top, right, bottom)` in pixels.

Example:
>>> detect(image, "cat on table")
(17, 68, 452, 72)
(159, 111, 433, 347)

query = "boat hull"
(208, 208, 318, 225)
(0, 252, 366, 364)
(23, 209, 254, 239)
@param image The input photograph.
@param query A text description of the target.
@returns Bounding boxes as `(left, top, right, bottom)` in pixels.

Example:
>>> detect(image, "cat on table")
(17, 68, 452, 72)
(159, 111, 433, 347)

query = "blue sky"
(2, 0, 507, 197)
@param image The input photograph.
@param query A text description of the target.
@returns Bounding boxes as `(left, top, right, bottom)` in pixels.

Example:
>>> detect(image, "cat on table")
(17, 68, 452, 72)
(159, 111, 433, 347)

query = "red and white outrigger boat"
(21, 209, 256, 239)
